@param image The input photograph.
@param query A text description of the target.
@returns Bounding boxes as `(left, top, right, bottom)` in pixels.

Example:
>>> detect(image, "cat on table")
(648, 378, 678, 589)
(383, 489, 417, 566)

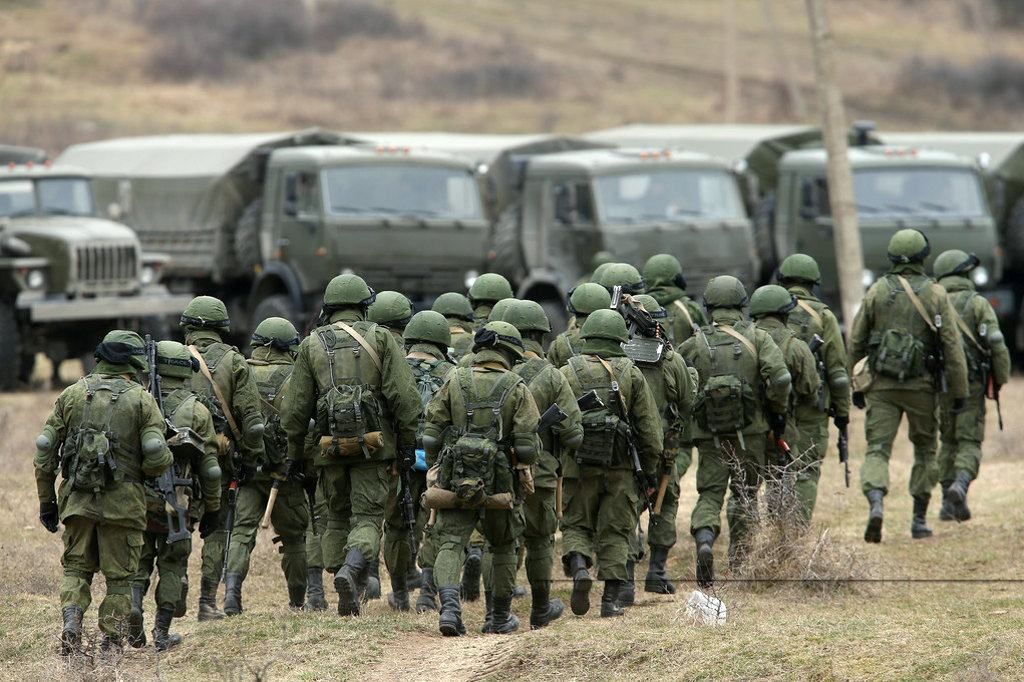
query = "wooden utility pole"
(761, 0, 807, 120)
(723, 0, 739, 122)
(805, 0, 863, 328)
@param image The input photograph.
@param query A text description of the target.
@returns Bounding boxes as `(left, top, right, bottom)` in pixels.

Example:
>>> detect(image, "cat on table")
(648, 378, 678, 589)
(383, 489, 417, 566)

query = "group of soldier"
(33, 227, 1009, 651)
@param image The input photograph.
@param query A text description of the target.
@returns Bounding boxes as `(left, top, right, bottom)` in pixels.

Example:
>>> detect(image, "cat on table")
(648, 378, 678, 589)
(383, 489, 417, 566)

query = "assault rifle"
(548, 389, 604, 518)
(837, 422, 850, 488)
(807, 334, 826, 412)
(611, 285, 666, 365)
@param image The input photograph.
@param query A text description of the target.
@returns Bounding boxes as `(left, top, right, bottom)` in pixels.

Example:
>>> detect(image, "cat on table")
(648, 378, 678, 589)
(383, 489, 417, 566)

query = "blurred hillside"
(3, 0, 1024, 154)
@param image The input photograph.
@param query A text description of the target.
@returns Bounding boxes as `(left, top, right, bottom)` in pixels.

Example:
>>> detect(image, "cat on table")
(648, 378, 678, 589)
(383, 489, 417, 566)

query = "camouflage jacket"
(647, 284, 706, 346)
(154, 381, 220, 523)
(939, 275, 1011, 388)
(636, 346, 698, 452)
(756, 316, 820, 413)
(546, 321, 583, 368)
(785, 284, 851, 419)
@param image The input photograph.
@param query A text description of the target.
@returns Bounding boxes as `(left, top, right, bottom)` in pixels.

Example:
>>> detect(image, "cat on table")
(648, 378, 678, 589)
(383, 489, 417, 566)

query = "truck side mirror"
(284, 174, 299, 217)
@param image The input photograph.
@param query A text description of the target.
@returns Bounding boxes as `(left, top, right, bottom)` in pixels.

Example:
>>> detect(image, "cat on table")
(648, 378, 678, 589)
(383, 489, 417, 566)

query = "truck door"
(542, 178, 597, 283)
(277, 168, 327, 292)
(791, 172, 840, 299)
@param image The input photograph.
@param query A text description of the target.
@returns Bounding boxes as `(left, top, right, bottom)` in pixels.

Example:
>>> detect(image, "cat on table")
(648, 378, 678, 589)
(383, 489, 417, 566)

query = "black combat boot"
(644, 545, 676, 594)
(490, 594, 520, 634)
(946, 471, 973, 521)
(222, 573, 243, 616)
(405, 565, 423, 591)
(100, 635, 123, 656)
(437, 586, 466, 637)
(566, 552, 592, 616)
(600, 581, 624, 618)
(864, 489, 884, 543)
(528, 581, 564, 629)
(288, 583, 306, 610)
(152, 606, 183, 652)
(387, 572, 410, 612)
(481, 591, 494, 633)
(363, 557, 381, 601)
(938, 483, 956, 521)
(617, 560, 635, 607)
(461, 546, 483, 602)
(60, 605, 83, 656)
(128, 584, 146, 648)
(174, 576, 188, 618)
(334, 548, 368, 616)
(911, 494, 933, 539)
(694, 528, 715, 588)
(197, 578, 225, 621)
(304, 568, 327, 612)
(416, 567, 438, 613)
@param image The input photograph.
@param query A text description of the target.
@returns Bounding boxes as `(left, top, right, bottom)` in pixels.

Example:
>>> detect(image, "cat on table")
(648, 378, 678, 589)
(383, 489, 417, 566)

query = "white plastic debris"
(686, 590, 727, 626)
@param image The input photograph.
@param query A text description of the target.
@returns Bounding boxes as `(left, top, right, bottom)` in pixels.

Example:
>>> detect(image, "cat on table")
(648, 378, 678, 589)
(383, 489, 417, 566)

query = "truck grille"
(75, 243, 139, 295)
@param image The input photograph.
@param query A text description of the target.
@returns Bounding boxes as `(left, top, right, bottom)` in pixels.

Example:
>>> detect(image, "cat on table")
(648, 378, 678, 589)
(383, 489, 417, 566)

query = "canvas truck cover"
(0, 145, 47, 165)
(57, 129, 344, 282)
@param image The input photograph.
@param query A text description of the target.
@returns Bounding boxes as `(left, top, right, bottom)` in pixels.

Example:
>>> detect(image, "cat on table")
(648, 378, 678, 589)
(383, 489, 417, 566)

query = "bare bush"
(426, 44, 550, 99)
(311, 0, 423, 51)
(898, 54, 1024, 109)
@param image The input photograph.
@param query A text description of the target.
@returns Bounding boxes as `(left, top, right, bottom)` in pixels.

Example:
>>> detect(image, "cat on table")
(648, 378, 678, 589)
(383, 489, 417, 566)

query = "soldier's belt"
(319, 432, 384, 457)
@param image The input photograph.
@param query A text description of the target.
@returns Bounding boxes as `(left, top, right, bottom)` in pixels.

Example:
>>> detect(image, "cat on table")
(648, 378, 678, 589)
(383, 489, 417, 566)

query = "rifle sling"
(333, 321, 383, 372)
(895, 275, 937, 333)
(188, 345, 243, 442)
(795, 299, 822, 327)
(719, 324, 757, 356)
(672, 300, 695, 328)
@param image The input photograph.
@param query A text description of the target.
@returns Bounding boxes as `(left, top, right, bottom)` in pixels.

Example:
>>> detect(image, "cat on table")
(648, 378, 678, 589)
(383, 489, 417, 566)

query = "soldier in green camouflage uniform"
(180, 295, 266, 621)
(749, 285, 821, 517)
(578, 250, 616, 286)
(849, 230, 969, 543)
(777, 254, 852, 520)
(224, 318, 314, 614)
(34, 330, 173, 654)
(594, 262, 646, 295)
(468, 273, 515, 330)
(423, 322, 541, 636)
(281, 274, 421, 616)
(560, 310, 666, 618)
(547, 284, 612, 368)
(132, 341, 221, 651)
(503, 300, 584, 628)
(642, 254, 707, 346)
(303, 490, 329, 611)
(933, 250, 1010, 522)
(679, 277, 790, 584)
(432, 292, 476, 360)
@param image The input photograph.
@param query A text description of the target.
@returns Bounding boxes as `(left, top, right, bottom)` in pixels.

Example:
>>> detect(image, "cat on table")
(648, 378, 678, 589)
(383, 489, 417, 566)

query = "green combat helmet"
(367, 291, 413, 329)
(404, 310, 452, 349)
(156, 340, 199, 379)
(933, 249, 980, 280)
(251, 317, 300, 352)
(777, 253, 822, 285)
(633, 294, 668, 319)
(580, 308, 629, 343)
(432, 292, 474, 321)
(595, 263, 646, 294)
(323, 273, 376, 308)
(468, 273, 514, 306)
(488, 297, 518, 322)
(567, 283, 612, 316)
(503, 300, 551, 334)
(642, 254, 687, 290)
(94, 329, 148, 372)
(591, 261, 614, 284)
(180, 295, 230, 331)
(749, 285, 797, 319)
(887, 228, 930, 264)
(473, 320, 524, 359)
(703, 275, 749, 310)
(591, 250, 615, 272)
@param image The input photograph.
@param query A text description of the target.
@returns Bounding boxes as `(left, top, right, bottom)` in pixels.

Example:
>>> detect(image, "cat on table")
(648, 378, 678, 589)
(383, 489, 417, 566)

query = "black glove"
(39, 500, 59, 534)
(833, 414, 849, 431)
(853, 392, 866, 410)
(768, 412, 786, 437)
(199, 510, 221, 539)
(237, 465, 256, 486)
(302, 461, 318, 498)
(399, 446, 416, 472)
(951, 397, 967, 415)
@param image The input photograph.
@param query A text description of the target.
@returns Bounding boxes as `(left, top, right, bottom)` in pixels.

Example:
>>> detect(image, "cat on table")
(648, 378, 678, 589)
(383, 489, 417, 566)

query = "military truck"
(0, 161, 191, 388)
(59, 130, 490, 340)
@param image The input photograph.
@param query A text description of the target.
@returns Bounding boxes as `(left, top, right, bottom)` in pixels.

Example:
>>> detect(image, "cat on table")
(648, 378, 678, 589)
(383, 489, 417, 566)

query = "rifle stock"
(838, 426, 850, 488)
(145, 335, 191, 544)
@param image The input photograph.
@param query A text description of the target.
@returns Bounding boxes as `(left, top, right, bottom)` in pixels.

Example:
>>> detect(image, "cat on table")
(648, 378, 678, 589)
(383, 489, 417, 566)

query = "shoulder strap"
(672, 300, 695, 328)
(334, 321, 383, 372)
(594, 356, 626, 418)
(952, 306, 982, 350)
(719, 324, 757, 356)
(895, 275, 938, 333)
(188, 344, 242, 441)
(795, 299, 822, 327)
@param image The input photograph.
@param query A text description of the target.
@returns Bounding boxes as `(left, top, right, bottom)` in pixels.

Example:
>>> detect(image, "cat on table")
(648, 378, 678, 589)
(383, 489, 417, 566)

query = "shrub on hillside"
(898, 54, 1024, 109)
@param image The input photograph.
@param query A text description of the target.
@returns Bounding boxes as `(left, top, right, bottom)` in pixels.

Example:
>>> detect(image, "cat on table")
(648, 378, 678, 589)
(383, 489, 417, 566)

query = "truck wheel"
(252, 294, 301, 332)
(753, 192, 778, 281)
(0, 301, 23, 390)
(234, 199, 263, 273)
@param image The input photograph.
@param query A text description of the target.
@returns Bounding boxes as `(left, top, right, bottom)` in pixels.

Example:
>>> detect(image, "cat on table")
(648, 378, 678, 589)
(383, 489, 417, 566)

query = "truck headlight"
(861, 269, 876, 288)
(140, 264, 157, 285)
(971, 266, 989, 287)
(464, 270, 479, 290)
(26, 269, 46, 290)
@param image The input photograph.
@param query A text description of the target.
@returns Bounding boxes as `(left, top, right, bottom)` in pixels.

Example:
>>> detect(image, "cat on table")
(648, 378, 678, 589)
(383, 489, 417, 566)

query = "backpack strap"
(795, 299, 822, 328)
(456, 368, 520, 441)
(672, 300, 696, 329)
(952, 306, 983, 351)
(334, 321, 383, 372)
(594, 356, 624, 418)
(718, 324, 757, 357)
(895, 275, 938, 333)
(188, 345, 243, 442)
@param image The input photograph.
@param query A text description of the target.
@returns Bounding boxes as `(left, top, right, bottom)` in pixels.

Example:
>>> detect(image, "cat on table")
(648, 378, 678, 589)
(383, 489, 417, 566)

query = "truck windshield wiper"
(42, 208, 76, 216)
(330, 205, 372, 214)
(666, 208, 703, 217)
(917, 201, 950, 213)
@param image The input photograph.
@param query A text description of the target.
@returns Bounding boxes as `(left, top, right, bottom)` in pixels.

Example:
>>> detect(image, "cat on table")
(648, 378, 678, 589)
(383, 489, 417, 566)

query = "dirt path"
(365, 630, 520, 682)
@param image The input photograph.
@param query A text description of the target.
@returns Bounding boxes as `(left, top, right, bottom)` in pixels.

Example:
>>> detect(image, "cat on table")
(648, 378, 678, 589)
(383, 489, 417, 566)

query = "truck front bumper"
(19, 288, 194, 323)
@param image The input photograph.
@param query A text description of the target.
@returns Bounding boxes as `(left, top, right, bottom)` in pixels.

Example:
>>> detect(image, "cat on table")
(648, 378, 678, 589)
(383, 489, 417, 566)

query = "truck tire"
(0, 300, 23, 390)
(234, 199, 263, 273)
(753, 192, 778, 281)
(540, 299, 568, 338)
(251, 294, 301, 332)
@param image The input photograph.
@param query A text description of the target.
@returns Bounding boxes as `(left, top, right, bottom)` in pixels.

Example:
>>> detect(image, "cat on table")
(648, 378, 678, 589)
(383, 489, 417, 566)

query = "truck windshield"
(853, 168, 986, 217)
(594, 168, 745, 224)
(0, 180, 36, 217)
(322, 165, 483, 220)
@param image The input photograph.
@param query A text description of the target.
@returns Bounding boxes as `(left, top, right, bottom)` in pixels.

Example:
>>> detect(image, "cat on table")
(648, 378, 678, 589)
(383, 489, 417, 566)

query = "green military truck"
(0, 159, 191, 388)
(58, 130, 489, 340)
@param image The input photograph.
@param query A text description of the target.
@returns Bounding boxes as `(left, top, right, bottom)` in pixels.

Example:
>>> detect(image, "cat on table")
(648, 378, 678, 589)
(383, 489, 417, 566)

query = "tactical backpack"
(567, 355, 630, 467)
(314, 322, 386, 458)
(145, 387, 198, 521)
(249, 360, 293, 465)
(692, 323, 759, 440)
(409, 356, 452, 471)
(440, 369, 520, 507)
(187, 343, 233, 438)
(869, 276, 934, 382)
(64, 376, 140, 493)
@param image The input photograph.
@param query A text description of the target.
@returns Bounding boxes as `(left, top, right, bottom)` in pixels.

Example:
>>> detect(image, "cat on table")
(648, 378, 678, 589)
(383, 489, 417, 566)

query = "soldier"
(303, 492, 329, 611)
(280, 274, 421, 616)
(594, 262, 646, 295)
(468, 273, 515, 329)
(578, 250, 616, 286)
(749, 285, 821, 516)
(777, 254, 851, 520)
(629, 295, 697, 597)
(642, 253, 707, 345)
(933, 250, 1010, 522)
(432, 292, 476, 360)
(423, 322, 541, 636)
(223, 318, 314, 614)
(559, 310, 665, 618)
(679, 276, 790, 585)
(180, 295, 266, 621)
(503, 300, 584, 628)
(385, 311, 455, 612)
(34, 330, 173, 654)
(547, 284, 612, 368)
(132, 341, 221, 651)
(849, 230, 968, 543)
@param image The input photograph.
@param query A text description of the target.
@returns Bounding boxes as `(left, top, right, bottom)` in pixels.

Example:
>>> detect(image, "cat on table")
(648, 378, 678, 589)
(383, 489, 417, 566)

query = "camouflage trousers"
(200, 481, 233, 585)
(433, 506, 523, 598)
(61, 515, 144, 637)
(521, 484, 559, 586)
(860, 388, 938, 497)
(689, 435, 767, 558)
(319, 461, 395, 572)
(226, 478, 309, 593)
(134, 526, 191, 612)
(646, 447, 692, 550)
(938, 385, 988, 483)
(383, 469, 430, 583)
(305, 488, 328, 570)
(792, 403, 830, 522)
(561, 468, 640, 582)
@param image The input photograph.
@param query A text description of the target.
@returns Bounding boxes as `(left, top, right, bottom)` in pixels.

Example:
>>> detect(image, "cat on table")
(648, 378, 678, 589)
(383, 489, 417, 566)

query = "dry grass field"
(1, 372, 1022, 681)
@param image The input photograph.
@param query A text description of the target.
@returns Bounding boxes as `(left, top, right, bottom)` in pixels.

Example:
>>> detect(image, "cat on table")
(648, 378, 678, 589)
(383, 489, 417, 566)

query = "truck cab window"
(284, 171, 318, 216)
(552, 182, 595, 226)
